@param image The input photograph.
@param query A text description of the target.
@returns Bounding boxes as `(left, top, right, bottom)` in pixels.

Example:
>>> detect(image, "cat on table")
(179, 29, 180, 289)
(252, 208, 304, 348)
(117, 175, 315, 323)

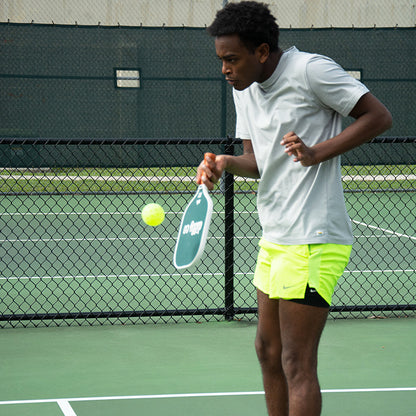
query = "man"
(197, 2, 392, 415)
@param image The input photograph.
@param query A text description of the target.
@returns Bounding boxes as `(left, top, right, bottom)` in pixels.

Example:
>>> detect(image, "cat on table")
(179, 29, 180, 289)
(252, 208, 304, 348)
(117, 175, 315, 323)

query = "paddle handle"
(198, 152, 216, 185)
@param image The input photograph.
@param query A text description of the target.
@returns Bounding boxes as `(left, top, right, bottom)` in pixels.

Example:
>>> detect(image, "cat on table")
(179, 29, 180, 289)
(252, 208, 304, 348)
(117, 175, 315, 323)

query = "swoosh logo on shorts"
(282, 284, 297, 290)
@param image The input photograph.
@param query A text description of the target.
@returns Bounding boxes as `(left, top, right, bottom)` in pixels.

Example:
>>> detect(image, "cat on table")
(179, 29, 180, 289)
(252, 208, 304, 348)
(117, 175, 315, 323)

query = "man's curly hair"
(207, 1, 279, 53)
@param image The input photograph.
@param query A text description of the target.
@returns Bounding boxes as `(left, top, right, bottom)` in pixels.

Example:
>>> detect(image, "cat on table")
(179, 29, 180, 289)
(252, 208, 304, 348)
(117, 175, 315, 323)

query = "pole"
(224, 136, 235, 321)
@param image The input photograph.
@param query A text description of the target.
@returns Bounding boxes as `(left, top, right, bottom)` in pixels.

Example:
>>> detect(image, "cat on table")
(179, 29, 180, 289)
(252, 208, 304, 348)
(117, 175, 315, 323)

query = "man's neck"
(260, 48, 283, 83)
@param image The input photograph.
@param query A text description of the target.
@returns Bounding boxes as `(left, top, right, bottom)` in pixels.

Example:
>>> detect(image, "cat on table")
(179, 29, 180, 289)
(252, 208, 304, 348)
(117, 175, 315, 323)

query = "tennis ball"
(141, 203, 165, 226)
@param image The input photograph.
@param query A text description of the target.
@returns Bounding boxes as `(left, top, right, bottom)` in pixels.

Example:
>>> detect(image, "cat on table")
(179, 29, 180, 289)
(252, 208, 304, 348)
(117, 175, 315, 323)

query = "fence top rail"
(2, 22, 416, 31)
(0, 136, 414, 145)
(0, 137, 241, 145)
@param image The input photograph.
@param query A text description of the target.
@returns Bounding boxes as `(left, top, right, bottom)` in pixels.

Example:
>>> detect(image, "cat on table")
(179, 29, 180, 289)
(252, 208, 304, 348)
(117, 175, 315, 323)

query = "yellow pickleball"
(141, 203, 165, 226)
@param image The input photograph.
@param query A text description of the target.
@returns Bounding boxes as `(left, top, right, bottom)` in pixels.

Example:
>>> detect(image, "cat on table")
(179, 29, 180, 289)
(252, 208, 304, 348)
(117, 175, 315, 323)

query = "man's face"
(215, 34, 266, 91)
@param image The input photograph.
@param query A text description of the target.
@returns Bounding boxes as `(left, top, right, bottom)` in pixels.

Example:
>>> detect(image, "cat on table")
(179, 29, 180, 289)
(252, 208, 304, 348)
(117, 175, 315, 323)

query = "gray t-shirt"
(233, 47, 369, 245)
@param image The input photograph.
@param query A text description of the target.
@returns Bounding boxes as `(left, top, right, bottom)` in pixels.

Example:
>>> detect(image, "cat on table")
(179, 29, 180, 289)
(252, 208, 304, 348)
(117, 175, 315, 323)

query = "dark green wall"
(1, 24, 415, 141)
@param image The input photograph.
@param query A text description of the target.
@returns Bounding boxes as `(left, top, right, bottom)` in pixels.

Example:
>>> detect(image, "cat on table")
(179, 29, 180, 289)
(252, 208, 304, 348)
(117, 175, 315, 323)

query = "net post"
(224, 136, 235, 321)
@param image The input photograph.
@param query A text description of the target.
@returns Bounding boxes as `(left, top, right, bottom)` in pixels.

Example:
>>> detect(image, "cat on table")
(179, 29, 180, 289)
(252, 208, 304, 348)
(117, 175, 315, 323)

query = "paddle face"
(173, 184, 213, 269)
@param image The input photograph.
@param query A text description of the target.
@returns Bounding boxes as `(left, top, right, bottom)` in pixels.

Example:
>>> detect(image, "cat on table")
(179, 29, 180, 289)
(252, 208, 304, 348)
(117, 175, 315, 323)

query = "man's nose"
(222, 62, 230, 75)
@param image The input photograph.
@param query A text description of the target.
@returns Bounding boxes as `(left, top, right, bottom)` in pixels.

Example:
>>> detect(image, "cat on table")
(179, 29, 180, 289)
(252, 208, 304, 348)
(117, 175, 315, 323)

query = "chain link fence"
(0, 137, 415, 328)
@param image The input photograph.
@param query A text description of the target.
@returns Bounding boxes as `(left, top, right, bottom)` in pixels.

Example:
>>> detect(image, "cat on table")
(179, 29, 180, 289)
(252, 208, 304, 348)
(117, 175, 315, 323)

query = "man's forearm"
(312, 92, 393, 164)
(222, 152, 260, 179)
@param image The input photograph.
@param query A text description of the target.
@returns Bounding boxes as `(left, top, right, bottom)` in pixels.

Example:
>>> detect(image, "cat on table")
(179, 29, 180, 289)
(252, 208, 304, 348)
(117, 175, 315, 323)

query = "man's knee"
(281, 347, 318, 385)
(255, 333, 283, 372)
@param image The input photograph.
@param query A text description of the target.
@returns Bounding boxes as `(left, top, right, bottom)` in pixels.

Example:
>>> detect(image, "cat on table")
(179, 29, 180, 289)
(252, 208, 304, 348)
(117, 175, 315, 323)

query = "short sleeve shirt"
(233, 47, 369, 245)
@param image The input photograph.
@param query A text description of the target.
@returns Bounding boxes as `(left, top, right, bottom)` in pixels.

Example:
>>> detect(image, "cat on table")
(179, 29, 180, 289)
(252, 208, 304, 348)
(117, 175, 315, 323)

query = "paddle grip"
(198, 152, 216, 185)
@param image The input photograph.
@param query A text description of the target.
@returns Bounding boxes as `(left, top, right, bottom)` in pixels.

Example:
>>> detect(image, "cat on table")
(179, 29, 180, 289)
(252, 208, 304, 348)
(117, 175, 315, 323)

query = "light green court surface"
(0, 317, 415, 415)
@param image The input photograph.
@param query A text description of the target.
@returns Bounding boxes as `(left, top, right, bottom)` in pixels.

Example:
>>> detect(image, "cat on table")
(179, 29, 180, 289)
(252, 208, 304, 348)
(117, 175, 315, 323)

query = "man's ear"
(257, 43, 270, 64)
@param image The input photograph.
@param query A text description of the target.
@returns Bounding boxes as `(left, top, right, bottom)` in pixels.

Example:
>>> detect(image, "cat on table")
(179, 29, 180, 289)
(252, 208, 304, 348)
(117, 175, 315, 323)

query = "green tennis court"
(1, 182, 415, 321)
(0, 318, 415, 415)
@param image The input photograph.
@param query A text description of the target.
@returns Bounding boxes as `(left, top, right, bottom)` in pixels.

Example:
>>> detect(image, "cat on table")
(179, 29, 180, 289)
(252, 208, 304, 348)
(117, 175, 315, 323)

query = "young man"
(198, 2, 392, 416)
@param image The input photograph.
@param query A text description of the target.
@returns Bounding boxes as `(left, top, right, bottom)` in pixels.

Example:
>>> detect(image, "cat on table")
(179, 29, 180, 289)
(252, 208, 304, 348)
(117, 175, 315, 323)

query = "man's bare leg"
(279, 299, 329, 416)
(256, 289, 288, 415)
(255, 290, 329, 415)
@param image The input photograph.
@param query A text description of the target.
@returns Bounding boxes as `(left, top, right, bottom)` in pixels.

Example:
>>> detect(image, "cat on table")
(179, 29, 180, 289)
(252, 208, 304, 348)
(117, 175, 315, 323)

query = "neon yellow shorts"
(253, 239, 352, 305)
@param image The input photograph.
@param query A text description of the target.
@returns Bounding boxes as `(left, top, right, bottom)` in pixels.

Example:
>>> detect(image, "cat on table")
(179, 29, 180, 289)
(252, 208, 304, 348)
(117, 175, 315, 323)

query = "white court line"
(0, 174, 196, 183)
(0, 210, 255, 217)
(1, 174, 257, 183)
(343, 269, 416, 275)
(321, 387, 416, 393)
(0, 235, 257, 244)
(0, 211, 179, 217)
(0, 234, 407, 244)
(352, 219, 416, 241)
(57, 399, 77, 416)
(0, 211, 143, 217)
(1, 388, 416, 407)
(0, 210, 228, 217)
(343, 174, 416, 181)
(0, 272, 226, 281)
(0, 236, 174, 243)
(2, 269, 415, 281)
(1, 173, 415, 182)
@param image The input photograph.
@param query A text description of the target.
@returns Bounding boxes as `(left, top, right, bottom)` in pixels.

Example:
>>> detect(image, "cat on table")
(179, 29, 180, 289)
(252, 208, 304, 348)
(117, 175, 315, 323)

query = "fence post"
(224, 136, 235, 321)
